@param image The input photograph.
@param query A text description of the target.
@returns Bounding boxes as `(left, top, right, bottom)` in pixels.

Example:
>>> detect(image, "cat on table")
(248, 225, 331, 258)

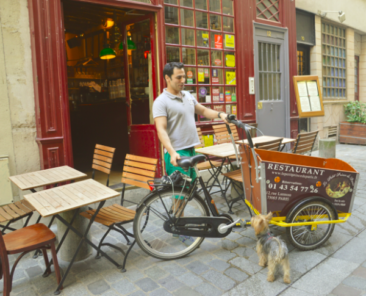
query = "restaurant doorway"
(62, 0, 157, 182)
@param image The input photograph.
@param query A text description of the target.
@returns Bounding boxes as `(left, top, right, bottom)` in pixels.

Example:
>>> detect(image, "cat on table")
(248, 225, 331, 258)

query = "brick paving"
(2, 144, 366, 296)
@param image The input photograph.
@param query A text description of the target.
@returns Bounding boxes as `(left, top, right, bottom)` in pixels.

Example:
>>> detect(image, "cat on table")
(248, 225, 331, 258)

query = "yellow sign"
(225, 35, 235, 48)
(202, 33, 209, 39)
(258, 102, 263, 109)
(226, 71, 236, 85)
(226, 54, 235, 67)
(267, 31, 271, 37)
(198, 71, 205, 82)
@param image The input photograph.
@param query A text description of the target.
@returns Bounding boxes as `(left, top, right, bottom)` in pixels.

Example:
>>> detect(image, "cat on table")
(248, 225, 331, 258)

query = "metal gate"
(254, 24, 290, 138)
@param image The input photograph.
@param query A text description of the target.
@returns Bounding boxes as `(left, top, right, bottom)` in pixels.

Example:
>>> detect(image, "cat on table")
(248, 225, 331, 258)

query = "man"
(153, 62, 228, 180)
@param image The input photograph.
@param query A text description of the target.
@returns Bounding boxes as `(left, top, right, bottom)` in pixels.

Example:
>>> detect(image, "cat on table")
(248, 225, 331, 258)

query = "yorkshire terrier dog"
(251, 212, 291, 284)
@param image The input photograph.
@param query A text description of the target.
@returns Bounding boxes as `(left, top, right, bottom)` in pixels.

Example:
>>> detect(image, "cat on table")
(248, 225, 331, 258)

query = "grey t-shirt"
(153, 89, 200, 151)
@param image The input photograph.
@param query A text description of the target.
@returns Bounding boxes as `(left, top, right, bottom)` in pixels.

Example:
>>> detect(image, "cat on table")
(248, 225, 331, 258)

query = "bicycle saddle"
(177, 155, 206, 171)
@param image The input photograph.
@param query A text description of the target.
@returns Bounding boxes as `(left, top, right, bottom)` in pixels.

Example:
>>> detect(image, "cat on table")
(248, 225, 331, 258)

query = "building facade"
(296, 0, 366, 138)
(1, 0, 300, 204)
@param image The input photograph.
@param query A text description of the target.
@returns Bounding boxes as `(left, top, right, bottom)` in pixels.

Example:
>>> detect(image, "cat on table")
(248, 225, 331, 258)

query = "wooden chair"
(0, 223, 61, 295)
(292, 130, 319, 155)
(195, 127, 221, 171)
(80, 154, 158, 272)
(92, 144, 116, 187)
(195, 127, 205, 149)
(213, 123, 240, 144)
(255, 138, 283, 151)
(0, 200, 36, 234)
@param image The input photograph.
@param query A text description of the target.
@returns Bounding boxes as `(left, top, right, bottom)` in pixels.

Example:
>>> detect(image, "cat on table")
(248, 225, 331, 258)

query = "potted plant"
(339, 101, 366, 144)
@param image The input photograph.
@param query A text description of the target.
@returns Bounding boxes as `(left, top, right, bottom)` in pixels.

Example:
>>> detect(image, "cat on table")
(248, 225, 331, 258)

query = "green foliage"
(344, 101, 366, 124)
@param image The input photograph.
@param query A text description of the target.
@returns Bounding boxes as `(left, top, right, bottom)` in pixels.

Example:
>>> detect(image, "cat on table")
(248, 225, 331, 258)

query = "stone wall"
(0, 0, 40, 203)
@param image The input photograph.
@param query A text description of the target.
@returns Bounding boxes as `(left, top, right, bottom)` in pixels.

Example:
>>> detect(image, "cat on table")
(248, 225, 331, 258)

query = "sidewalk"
(4, 144, 366, 296)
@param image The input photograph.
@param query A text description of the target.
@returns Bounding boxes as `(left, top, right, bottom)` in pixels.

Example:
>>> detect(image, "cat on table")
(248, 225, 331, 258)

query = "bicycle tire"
(286, 201, 335, 250)
(133, 188, 210, 260)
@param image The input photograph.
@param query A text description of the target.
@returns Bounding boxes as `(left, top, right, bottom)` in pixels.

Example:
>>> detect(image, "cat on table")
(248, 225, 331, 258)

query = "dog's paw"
(267, 275, 275, 282)
(284, 276, 291, 284)
(258, 262, 266, 267)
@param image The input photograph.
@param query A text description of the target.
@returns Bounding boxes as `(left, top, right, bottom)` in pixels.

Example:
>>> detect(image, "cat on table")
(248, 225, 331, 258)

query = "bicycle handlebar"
(225, 114, 254, 148)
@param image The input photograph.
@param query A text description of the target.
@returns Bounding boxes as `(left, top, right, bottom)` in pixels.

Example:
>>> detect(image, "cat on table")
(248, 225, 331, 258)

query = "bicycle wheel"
(286, 201, 336, 250)
(133, 188, 210, 260)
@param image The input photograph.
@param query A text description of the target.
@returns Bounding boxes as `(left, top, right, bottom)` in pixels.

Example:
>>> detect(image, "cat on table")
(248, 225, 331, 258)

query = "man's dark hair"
(163, 62, 184, 83)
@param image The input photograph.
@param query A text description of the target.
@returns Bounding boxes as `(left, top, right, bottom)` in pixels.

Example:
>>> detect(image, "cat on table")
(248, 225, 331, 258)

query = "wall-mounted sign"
(293, 75, 324, 118)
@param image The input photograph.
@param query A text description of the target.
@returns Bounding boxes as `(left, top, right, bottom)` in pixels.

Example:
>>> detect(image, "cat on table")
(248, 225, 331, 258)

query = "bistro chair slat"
(95, 144, 116, 153)
(3, 206, 19, 219)
(92, 159, 112, 169)
(121, 178, 151, 190)
(92, 164, 111, 175)
(123, 166, 156, 178)
(125, 154, 158, 165)
(93, 154, 113, 163)
(0, 208, 12, 221)
(8, 204, 26, 216)
(124, 160, 156, 171)
(94, 149, 114, 158)
(14, 201, 32, 213)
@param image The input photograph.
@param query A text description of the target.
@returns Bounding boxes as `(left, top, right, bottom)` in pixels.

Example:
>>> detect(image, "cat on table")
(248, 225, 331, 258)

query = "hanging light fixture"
(99, 44, 116, 60)
(99, 14, 116, 60)
(118, 35, 136, 50)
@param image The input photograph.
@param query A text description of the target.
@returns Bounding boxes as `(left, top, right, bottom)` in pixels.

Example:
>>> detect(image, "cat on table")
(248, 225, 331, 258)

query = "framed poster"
(293, 75, 324, 118)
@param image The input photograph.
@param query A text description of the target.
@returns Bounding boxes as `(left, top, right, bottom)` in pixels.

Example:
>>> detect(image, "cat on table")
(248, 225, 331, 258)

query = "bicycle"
(133, 114, 356, 259)
(133, 115, 252, 260)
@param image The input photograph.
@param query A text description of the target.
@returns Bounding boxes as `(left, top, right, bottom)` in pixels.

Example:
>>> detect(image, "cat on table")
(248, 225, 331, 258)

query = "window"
(164, 0, 236, 122)
(321, 23, 346, 98)
(256, 0, 280, 22)
(258, 42, 281, 101)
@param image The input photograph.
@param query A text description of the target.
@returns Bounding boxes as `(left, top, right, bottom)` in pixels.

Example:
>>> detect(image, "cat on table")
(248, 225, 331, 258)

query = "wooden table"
(196, 143, 242, 211)
(24, 179, 120, 294)
(197, 143, 239, 158)
(236, 135, 296, 150)
(9, 166, 86, 192)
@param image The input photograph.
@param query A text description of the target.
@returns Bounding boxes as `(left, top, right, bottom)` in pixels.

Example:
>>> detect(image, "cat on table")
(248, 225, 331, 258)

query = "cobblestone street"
(3, 144, 366, 296)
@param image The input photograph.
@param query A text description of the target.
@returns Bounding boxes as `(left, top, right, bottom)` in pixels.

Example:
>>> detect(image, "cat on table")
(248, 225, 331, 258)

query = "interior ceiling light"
(103, 18, 115, 29)
(100, 45, 116, 60)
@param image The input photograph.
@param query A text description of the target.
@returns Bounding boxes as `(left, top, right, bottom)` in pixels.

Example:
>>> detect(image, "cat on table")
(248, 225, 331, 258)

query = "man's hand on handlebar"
(170, 151, 181, 166)
(220, 113, 229, 124)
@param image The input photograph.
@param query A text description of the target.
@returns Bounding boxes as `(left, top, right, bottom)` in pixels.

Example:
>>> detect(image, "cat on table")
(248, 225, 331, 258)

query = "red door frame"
(27, 0, 162, 170)
(27, 0, 297, 171)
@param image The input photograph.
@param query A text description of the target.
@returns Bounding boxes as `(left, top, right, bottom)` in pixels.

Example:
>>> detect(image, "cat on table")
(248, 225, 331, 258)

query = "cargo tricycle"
(133, 116, 359, 259)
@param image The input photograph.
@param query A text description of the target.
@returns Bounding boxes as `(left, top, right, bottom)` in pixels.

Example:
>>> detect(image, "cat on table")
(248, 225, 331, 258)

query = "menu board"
(293, 76, 324, 118)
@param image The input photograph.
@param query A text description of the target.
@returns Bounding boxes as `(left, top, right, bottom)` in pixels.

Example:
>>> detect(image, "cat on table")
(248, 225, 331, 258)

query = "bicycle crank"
(163, 216, 234, 238)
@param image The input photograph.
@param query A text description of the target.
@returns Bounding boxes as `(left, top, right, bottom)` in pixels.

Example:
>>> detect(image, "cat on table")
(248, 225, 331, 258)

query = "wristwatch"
(218, 112, 225, 119)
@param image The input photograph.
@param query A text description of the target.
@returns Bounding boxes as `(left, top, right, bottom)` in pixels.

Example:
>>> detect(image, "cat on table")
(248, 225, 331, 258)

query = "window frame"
(321, 22, 347, 99)
(164, 0, 237, 123)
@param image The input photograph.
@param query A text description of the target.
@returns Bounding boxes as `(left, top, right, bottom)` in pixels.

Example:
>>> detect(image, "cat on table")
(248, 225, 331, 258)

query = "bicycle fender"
(285, 196, 338, 222)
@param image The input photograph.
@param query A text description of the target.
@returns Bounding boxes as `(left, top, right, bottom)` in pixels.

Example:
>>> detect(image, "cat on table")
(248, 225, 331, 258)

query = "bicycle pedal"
(234, 219, 250, 228)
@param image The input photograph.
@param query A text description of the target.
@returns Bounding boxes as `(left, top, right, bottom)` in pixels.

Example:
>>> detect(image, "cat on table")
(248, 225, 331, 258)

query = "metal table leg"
(41, 201, 123, 295)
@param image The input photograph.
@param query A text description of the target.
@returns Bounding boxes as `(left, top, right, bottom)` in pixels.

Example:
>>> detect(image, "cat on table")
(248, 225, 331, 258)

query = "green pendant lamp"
(100, 45, 116, 60)
(119, 37, 136, 50)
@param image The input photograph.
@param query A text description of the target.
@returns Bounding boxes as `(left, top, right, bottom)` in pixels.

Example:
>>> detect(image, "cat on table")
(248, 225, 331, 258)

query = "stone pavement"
(3, 144, 366, 296)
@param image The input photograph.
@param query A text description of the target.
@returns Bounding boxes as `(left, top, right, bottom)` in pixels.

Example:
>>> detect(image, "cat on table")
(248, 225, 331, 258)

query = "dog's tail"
(272, 237, 287, 264)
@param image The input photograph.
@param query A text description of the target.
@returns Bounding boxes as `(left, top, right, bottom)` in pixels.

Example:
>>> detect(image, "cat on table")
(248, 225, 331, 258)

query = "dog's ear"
(266, 212, 273, 221)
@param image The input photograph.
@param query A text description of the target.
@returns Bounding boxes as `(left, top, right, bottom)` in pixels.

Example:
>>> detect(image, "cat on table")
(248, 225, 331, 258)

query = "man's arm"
(195, 103, 229, 123)
(154, 116, 181, 166)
